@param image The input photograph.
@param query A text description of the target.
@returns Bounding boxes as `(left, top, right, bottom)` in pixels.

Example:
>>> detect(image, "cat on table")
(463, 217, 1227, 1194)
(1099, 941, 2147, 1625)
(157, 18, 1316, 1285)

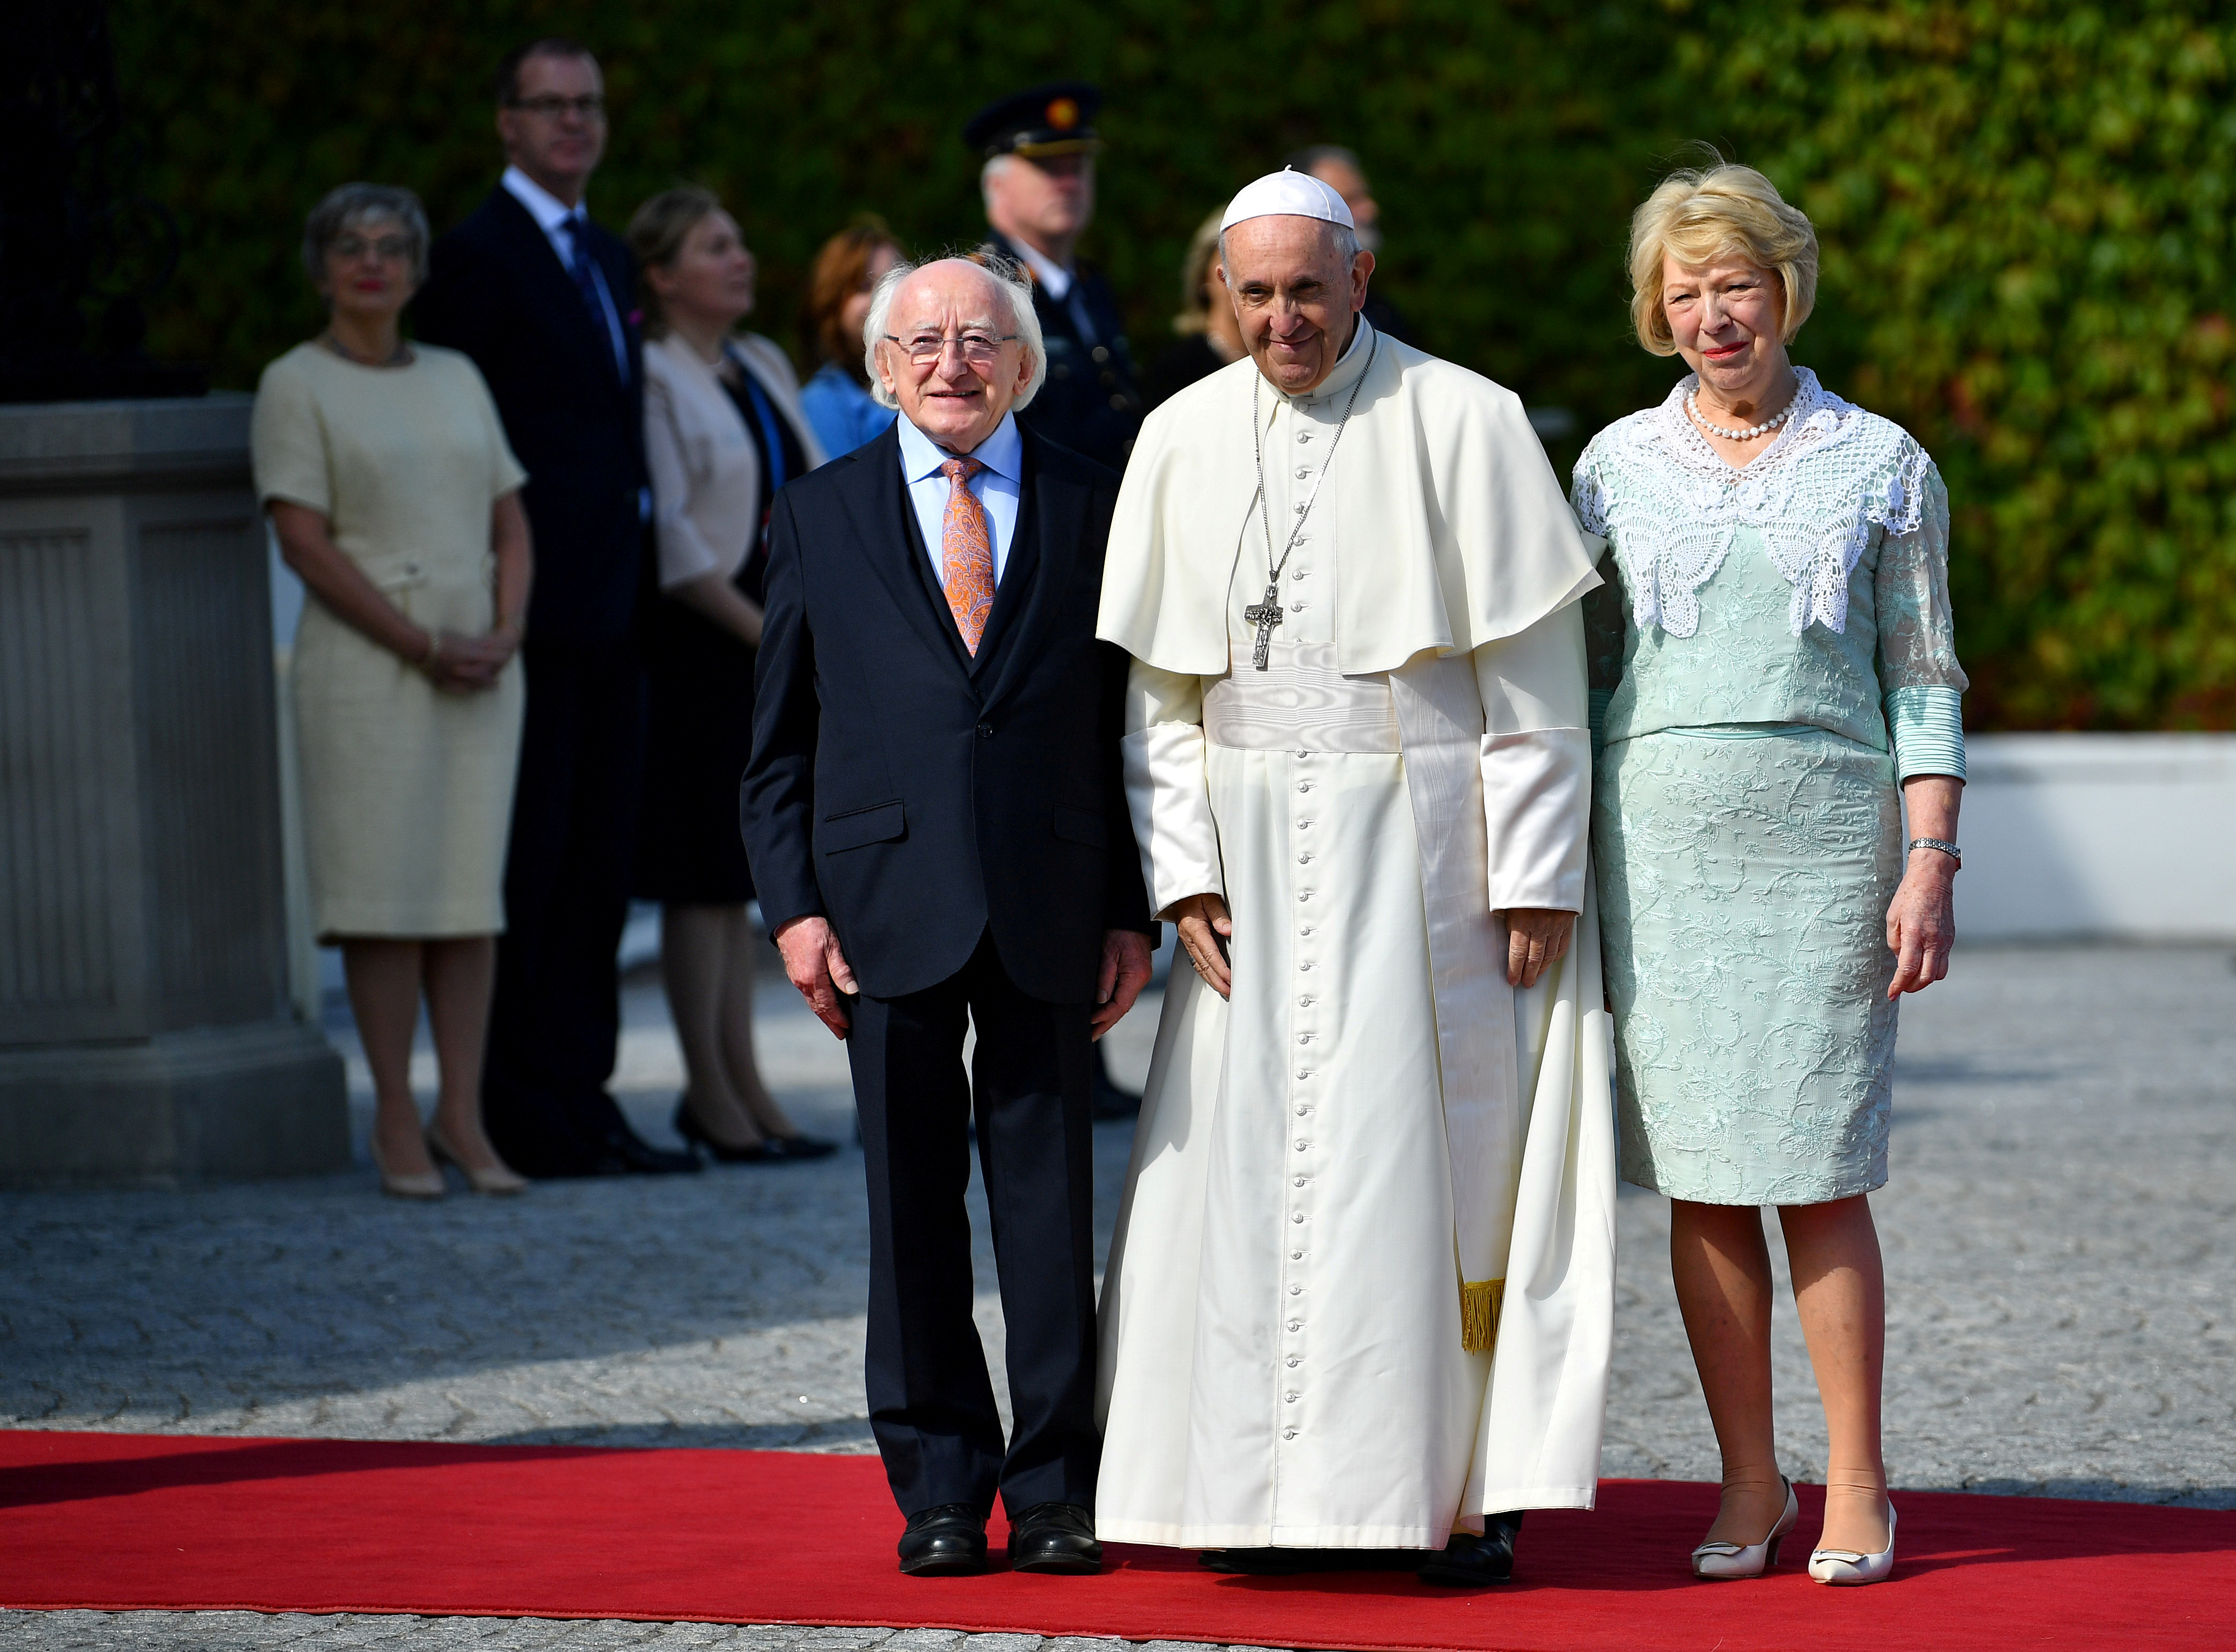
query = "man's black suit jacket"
(987, 231, 1143, 472)
(742, 420, 1153, 1005)
(414, 187, 647, 648)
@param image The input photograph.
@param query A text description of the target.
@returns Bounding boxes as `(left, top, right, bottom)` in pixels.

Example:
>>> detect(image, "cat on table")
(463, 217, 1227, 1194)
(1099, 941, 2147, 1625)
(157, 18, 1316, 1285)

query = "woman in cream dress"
(1576, 164, 1965, 1587)
(252, 184, 531, 1198)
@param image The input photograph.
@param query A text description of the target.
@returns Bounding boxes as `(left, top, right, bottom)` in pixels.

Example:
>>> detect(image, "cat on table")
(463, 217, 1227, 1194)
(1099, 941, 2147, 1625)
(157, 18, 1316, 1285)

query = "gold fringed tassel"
(1460, 1278, 1504, 1353)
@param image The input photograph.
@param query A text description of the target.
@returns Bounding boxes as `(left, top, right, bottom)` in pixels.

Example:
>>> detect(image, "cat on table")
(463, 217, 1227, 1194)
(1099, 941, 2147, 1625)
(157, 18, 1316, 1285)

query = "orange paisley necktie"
(939, 456, 994, 654)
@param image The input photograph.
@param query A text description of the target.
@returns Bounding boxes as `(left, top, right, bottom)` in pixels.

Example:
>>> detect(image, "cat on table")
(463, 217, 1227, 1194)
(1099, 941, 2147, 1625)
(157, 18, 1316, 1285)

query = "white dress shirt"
(502, 165, 629, 378)
(897, 410, 1023, 586)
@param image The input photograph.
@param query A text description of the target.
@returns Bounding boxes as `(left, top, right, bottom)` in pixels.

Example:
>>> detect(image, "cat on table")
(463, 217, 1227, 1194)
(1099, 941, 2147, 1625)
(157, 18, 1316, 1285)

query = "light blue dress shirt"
(896, 410, 1022, 586)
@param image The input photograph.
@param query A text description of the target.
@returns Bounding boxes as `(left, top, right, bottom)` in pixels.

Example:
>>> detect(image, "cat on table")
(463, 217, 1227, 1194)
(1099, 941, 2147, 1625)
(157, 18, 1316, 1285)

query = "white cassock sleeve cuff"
(1474, 602, 1591, 912)
(1480, 728, 1590, 911)
(1122, 661, 1226, 918)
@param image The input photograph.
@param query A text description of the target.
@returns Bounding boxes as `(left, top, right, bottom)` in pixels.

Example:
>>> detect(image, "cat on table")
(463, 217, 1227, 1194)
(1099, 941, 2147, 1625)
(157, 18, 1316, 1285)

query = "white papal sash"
(1388, 652, 1523, 1350)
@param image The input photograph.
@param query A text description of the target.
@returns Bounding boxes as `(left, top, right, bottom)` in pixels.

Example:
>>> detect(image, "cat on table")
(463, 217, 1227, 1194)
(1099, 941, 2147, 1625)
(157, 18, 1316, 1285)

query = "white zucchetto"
(1220, 167, 1355, 233)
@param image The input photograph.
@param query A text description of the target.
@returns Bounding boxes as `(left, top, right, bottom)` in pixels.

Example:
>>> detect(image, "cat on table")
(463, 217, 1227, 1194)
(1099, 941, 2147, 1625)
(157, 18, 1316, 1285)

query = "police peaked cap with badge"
(963, 82, 1106, 159)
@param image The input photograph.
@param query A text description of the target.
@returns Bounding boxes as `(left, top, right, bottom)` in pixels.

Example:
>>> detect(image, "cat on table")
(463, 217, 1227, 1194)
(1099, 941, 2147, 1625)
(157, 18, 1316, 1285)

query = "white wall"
(1958, 734, 2236, 941)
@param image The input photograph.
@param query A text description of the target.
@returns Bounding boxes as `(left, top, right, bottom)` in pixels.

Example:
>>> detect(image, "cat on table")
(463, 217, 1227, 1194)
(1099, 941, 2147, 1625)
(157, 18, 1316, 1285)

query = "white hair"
(1217, 217, 1361, 275)
(980, 154, 1015, 202)
(862, 251, 1047, 412)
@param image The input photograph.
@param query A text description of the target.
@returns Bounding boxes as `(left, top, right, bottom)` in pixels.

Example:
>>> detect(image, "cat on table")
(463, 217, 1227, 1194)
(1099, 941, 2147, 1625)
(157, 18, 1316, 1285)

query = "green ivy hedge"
(113, 0, 2236, 727)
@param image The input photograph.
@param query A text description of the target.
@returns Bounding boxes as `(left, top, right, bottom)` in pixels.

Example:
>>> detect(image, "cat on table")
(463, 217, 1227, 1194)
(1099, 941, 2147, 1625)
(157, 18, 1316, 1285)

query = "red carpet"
(2, 1431, 2230, 1649)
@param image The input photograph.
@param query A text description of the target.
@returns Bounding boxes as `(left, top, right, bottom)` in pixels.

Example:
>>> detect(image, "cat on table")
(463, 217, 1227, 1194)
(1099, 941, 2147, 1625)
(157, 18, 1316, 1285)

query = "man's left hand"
(1091, 929, 1156, 1041)
(1502, 908, 1576, 989)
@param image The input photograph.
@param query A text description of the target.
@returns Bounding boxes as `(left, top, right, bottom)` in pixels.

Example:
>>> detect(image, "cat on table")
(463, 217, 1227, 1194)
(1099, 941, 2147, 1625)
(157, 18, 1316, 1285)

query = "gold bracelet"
(420, 631, 441, 670)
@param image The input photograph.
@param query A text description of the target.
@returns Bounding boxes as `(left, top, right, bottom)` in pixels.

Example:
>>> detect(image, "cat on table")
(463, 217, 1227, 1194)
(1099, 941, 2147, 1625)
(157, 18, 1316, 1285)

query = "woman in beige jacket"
(630, 187, 835, 1162)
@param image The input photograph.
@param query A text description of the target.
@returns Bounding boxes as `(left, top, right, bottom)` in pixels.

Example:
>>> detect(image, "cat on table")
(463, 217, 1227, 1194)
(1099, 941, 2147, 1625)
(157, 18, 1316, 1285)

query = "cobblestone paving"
(3, 944, 2231, 1647)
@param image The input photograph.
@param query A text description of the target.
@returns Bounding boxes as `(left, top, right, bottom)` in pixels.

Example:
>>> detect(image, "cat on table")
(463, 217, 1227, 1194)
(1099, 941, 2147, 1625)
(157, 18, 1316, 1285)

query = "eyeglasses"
(333, 234, 415, 263)
(885, 331, 1020, 366)
(509, 94, 606, 120)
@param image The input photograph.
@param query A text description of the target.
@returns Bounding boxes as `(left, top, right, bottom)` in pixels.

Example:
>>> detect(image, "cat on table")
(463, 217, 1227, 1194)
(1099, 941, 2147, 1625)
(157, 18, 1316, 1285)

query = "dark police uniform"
(964, 84, 1144, 472)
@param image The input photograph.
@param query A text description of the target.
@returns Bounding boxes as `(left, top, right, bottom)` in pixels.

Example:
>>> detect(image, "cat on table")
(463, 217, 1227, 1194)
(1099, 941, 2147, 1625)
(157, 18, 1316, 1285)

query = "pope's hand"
(1092, 929, 1156, 1041)
(773, 915, 857, 1039)
(1170, 893, 1234, 1000)
(1502, 908, 1575, 989)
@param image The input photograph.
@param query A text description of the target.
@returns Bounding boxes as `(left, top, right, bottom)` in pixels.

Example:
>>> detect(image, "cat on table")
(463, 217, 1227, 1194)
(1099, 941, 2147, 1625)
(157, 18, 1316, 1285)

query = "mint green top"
(1573, 369, 1967, 781)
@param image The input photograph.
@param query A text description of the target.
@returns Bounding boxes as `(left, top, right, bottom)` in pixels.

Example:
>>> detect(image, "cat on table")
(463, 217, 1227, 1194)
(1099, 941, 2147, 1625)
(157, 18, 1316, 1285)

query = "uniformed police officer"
(966, 82, 1143, 471)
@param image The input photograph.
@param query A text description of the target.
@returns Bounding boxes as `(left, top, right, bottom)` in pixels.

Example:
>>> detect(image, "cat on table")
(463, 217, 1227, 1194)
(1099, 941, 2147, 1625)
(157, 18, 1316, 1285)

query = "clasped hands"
(1170, 892, 1575, 996)
(420, 624, 520, 693)
(774, 916, 1157, 1042)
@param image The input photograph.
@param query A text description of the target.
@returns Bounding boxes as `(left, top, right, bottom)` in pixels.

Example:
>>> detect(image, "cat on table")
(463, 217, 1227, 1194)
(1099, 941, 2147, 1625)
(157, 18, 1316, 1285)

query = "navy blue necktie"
(560, 217, 624, 378)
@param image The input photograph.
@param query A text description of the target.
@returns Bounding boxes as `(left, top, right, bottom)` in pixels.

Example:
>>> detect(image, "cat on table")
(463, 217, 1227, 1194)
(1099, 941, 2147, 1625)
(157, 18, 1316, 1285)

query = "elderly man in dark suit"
(414, 38, 695, 1178)
(741, 253, 1155, 1577)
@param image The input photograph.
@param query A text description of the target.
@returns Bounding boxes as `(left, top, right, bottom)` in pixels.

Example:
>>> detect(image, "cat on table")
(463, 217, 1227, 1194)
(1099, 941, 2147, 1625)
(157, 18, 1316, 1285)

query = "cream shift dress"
(251, 341, 527, 939)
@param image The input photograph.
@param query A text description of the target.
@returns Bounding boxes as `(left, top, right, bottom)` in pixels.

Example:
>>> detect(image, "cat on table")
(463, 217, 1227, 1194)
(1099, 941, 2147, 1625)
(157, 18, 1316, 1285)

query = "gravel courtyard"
(4, 941, 2231, 1647)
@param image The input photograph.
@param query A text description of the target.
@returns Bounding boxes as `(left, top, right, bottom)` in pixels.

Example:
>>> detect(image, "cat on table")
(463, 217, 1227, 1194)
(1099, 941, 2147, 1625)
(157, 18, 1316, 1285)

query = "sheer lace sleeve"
(1571, 452, 1626, 749)
(1874, 462, 1969, 780)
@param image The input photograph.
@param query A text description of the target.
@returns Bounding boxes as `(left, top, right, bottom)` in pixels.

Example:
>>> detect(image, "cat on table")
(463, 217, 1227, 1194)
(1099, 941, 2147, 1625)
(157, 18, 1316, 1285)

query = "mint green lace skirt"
(1592, 725, 1902, 1205)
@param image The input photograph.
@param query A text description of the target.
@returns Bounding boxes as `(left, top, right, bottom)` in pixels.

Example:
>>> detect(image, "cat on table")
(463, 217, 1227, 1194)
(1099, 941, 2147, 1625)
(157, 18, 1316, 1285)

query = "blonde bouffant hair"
(1627, 162, 1819, 356)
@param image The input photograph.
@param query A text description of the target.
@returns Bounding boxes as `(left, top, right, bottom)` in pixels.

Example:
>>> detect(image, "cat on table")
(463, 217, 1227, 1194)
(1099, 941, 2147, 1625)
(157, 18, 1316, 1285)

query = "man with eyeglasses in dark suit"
(414, 38, 698, 1179)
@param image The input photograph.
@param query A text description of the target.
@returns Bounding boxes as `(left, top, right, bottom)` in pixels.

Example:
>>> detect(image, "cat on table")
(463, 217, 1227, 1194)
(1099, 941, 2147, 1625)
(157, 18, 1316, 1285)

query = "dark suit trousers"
(483, 637, 647, 1170)
(850, 930, 1101, 1520)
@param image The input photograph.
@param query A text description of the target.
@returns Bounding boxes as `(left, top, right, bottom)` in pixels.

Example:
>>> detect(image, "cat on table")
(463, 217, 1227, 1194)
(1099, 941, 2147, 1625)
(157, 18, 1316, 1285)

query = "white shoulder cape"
(1098, 331, 1601, 674)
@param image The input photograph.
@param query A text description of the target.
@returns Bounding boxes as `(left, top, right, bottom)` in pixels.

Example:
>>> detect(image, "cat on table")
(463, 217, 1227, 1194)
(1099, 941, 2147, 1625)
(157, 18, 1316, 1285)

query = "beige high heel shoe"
(368, 1129, 444, 1200)
(1692, 1476, 1799, 1580)
(425, 1124, 528, 1196)
(1810, 1502, 1896, 1585)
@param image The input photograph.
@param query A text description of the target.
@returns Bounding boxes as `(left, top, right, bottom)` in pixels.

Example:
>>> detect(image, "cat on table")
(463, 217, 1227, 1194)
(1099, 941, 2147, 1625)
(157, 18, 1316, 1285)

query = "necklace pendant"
(1243, 582, 1284, 672)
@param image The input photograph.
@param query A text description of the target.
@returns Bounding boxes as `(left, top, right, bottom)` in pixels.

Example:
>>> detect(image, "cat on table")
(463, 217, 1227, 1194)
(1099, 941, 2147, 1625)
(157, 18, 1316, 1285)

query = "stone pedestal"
(0, 396, 347, 1184)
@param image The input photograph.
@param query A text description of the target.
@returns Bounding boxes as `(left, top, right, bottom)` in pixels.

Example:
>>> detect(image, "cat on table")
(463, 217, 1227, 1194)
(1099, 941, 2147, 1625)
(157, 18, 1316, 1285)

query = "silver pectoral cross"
(1244, 582, 1283, 671)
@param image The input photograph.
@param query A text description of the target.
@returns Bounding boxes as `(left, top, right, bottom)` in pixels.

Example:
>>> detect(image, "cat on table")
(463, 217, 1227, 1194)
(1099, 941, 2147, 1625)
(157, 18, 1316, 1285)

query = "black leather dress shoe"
(1007, 1501, 1101, 1574)
(898, 1503, 988, 1576)
(1417, 1510, 1524, 1587)
(604, 1123, 703, 1175)
(1201, 1547, 1427, 1576)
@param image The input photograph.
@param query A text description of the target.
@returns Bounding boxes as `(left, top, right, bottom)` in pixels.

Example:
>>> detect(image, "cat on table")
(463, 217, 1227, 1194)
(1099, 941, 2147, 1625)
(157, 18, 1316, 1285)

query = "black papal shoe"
(1416, 1510, 1525, 1587)
(1007, 1502, 1102, 1574)
(897, 1503, 988, 1576)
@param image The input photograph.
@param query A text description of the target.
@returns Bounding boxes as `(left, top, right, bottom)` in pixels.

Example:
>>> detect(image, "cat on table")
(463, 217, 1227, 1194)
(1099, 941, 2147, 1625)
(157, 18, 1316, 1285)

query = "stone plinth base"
(3, 396, 350, 1184)
(0, 1024, 348, 1186)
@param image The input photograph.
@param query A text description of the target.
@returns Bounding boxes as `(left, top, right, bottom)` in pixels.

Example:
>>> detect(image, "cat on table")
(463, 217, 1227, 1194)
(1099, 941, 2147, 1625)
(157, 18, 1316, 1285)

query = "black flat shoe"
(1417, 1510, 1524, 1587)
(760, 1130, 839, 1160)
(898, 1502, 988, 1576)
(1007, 1501, 1101, 1574)
(671, 1102, 777, 1163)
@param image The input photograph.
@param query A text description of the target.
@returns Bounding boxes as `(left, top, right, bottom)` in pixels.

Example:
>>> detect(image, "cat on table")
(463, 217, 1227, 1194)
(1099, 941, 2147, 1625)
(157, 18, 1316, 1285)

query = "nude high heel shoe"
(368, 1130, 445, 1200)
(1692, 1476, 1798, 1580)
(426, 1124, 528, 1196)
(1809, 1502, 1896, 1585)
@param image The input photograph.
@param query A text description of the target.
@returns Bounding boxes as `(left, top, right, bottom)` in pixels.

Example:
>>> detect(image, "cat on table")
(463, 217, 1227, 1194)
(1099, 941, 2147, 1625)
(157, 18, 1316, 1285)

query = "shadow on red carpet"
(2, 1431, 2229, 1650)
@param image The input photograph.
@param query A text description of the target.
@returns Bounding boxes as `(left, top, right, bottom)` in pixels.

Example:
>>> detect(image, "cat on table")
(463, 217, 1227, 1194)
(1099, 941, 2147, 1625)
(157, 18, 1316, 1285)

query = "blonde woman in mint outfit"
(1575, 163, 1966, 1589)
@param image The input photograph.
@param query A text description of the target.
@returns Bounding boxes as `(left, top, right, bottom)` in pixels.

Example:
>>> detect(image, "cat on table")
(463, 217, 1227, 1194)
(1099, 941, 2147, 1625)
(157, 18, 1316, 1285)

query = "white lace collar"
(1575, 367, 1930, 638)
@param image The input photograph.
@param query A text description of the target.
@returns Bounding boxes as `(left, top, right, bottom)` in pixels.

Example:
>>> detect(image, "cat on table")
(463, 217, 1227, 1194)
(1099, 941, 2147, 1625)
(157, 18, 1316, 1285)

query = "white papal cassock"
(1093, 320, 1618, 1549)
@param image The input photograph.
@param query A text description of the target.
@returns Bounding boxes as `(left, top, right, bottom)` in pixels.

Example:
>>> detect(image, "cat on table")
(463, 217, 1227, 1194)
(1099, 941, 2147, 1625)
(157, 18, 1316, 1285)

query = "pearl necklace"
(1685, 385, 1797, 442)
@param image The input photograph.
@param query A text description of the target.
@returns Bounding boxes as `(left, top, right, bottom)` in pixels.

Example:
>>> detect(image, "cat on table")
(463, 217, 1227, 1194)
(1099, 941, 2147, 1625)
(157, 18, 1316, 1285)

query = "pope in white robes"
(1092, 171, 1618, 1578)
